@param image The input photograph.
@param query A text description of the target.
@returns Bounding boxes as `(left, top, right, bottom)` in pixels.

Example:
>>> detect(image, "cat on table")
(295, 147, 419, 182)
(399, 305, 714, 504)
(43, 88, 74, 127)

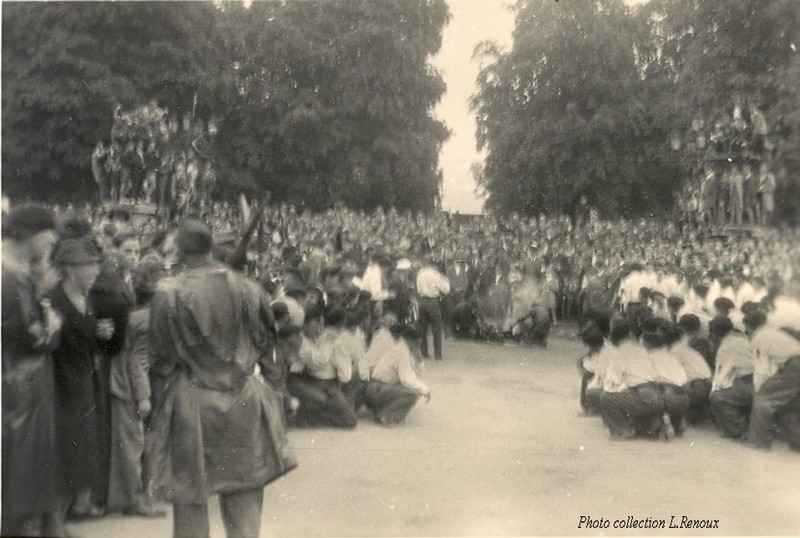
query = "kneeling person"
(644, 331, 690, 438)
(288, 306, 357, 428)
(599, 321, 665, 439)
(664, 323, 712, 424)
(708, 316, 755, 440)
(365, 324, 431, 427)
(745, 310, 800, 451)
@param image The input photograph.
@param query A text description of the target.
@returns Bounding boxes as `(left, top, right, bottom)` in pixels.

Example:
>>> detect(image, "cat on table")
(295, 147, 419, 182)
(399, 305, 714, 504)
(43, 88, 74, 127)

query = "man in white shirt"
(365, 325, 431, 427)
(416, 254, 451, 360)
(599, 321, 665, 439)
(339, 309, 369, 412)
(708, 317, 755, 439)
(287, 306, 357, 428)
(744, 311, 800, 451)
(618, 266, 646, 330)
(359, 251, 393, 335)
(360, 311, 399, 381)
(359, 252, 390, 302)
(663, 323, 712, 423)
(643, 330, 690, 438)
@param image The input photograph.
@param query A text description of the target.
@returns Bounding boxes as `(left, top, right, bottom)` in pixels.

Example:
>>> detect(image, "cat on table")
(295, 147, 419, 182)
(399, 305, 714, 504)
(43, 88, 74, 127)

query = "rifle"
(227, 193, 270, 272)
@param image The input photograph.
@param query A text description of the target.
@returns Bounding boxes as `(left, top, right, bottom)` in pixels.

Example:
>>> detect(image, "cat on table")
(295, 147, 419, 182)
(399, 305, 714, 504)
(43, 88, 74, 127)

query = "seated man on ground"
(599, 320, 665, 440)
(644, 330, 690, 438)
(364, 324, 431, 427)
(337, 308, 369, 412)
(744, 310, 800, 452)
(708, 316, 754, 440)
(360, 310, 399, 380)
(664, 322, 712, 423)
(287, 305, 357, 428)
(679, 313, 715, 371)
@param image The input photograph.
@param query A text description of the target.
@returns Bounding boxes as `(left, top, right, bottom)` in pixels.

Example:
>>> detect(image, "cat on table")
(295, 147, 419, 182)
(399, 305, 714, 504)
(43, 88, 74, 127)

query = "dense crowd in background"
(3, 198, 800, 537)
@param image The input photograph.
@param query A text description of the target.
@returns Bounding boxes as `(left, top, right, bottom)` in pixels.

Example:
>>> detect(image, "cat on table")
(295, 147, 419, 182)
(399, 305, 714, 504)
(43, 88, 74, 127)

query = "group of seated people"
(578, 293, 800, 451)
(267, 305, 432, 429)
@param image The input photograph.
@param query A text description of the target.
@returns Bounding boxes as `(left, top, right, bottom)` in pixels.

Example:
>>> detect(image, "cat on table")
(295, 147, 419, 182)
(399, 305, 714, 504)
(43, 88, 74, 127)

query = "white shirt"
(620, 271, 646, 305)
(603, 340, 657, 393)
(656, 274, 680, 299)
(360, 262, 389, 301)
(649, 349, 688, 386)
(670, 340, 712, 382)
(360, 327, 395, 381)
(294, 330, 352, 383)
(416, 265, 451, 298)
(370, 339, 429, 395)
(751, 326, 800, 391)
(586, 344, 612, 391)
(712, 332, 753, 392)
(735, 282, 762, 309)
(769, 296, 800, 332)
(705, 280, 722, 313)
(332, 329, 365, 382)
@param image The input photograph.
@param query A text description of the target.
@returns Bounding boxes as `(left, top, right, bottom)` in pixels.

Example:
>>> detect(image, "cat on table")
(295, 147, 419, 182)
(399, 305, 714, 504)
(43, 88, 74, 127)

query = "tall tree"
(641, 0, 800, 223)
(472, 0, 680, 218)
(472, 0, 799, 221)
(1, 2, 221, 201)
(212, 0, 449, 212)
(2, 0, 450, 213)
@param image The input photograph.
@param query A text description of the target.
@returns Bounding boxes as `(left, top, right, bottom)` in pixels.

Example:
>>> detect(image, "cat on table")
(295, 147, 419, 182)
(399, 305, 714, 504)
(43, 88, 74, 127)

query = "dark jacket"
(49, 282, 103, 497)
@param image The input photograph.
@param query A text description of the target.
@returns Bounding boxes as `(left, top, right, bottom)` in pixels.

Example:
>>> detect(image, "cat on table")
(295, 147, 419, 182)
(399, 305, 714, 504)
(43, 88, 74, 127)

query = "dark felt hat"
(3, 203, 55, 240)
(54, 237, 102, 266)
(176, 217, 213, 256)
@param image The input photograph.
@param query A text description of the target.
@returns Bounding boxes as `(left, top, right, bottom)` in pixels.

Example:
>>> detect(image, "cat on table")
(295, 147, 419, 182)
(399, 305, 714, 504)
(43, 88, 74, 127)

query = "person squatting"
(577, 267, 800, 450)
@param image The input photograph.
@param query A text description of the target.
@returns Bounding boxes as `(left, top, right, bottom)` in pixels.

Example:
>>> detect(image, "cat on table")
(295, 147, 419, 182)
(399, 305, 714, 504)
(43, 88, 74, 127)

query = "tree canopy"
(2, 0, 450, 213)
(472, 0, 799, 220)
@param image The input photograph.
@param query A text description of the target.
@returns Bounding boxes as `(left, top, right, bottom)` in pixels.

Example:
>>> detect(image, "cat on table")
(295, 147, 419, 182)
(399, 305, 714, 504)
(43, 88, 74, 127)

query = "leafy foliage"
(2, 0, 449, 213)
(472, 0, 799, 220)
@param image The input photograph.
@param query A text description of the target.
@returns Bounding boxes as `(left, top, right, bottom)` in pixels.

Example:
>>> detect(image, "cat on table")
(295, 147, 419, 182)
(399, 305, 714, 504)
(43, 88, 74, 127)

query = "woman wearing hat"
(2, 204, 62, 536)
(47, 236, 108, 520)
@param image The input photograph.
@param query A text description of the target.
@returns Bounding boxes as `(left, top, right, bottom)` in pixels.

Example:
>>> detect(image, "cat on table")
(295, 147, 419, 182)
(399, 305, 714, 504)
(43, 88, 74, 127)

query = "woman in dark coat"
(49, 237, 107, 519)
(1, 204, 62, 536)
(88, 251, 134, 510)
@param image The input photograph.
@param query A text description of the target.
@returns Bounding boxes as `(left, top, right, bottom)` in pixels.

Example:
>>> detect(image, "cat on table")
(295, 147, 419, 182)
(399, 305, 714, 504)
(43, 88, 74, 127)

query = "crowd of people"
(679, 161, 778, 230)
(3, 197, 800, 537)
(577, 293, 800, 449)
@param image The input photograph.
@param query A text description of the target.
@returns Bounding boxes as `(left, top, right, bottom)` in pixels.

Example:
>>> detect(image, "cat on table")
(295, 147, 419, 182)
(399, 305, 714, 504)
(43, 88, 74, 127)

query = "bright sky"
(432, 0, 515, 215)
(433, 0, 647, 214)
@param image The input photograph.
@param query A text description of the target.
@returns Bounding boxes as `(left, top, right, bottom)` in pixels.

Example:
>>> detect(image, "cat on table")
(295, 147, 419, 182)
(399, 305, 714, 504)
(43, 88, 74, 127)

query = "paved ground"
(72, 337, 800, 537)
